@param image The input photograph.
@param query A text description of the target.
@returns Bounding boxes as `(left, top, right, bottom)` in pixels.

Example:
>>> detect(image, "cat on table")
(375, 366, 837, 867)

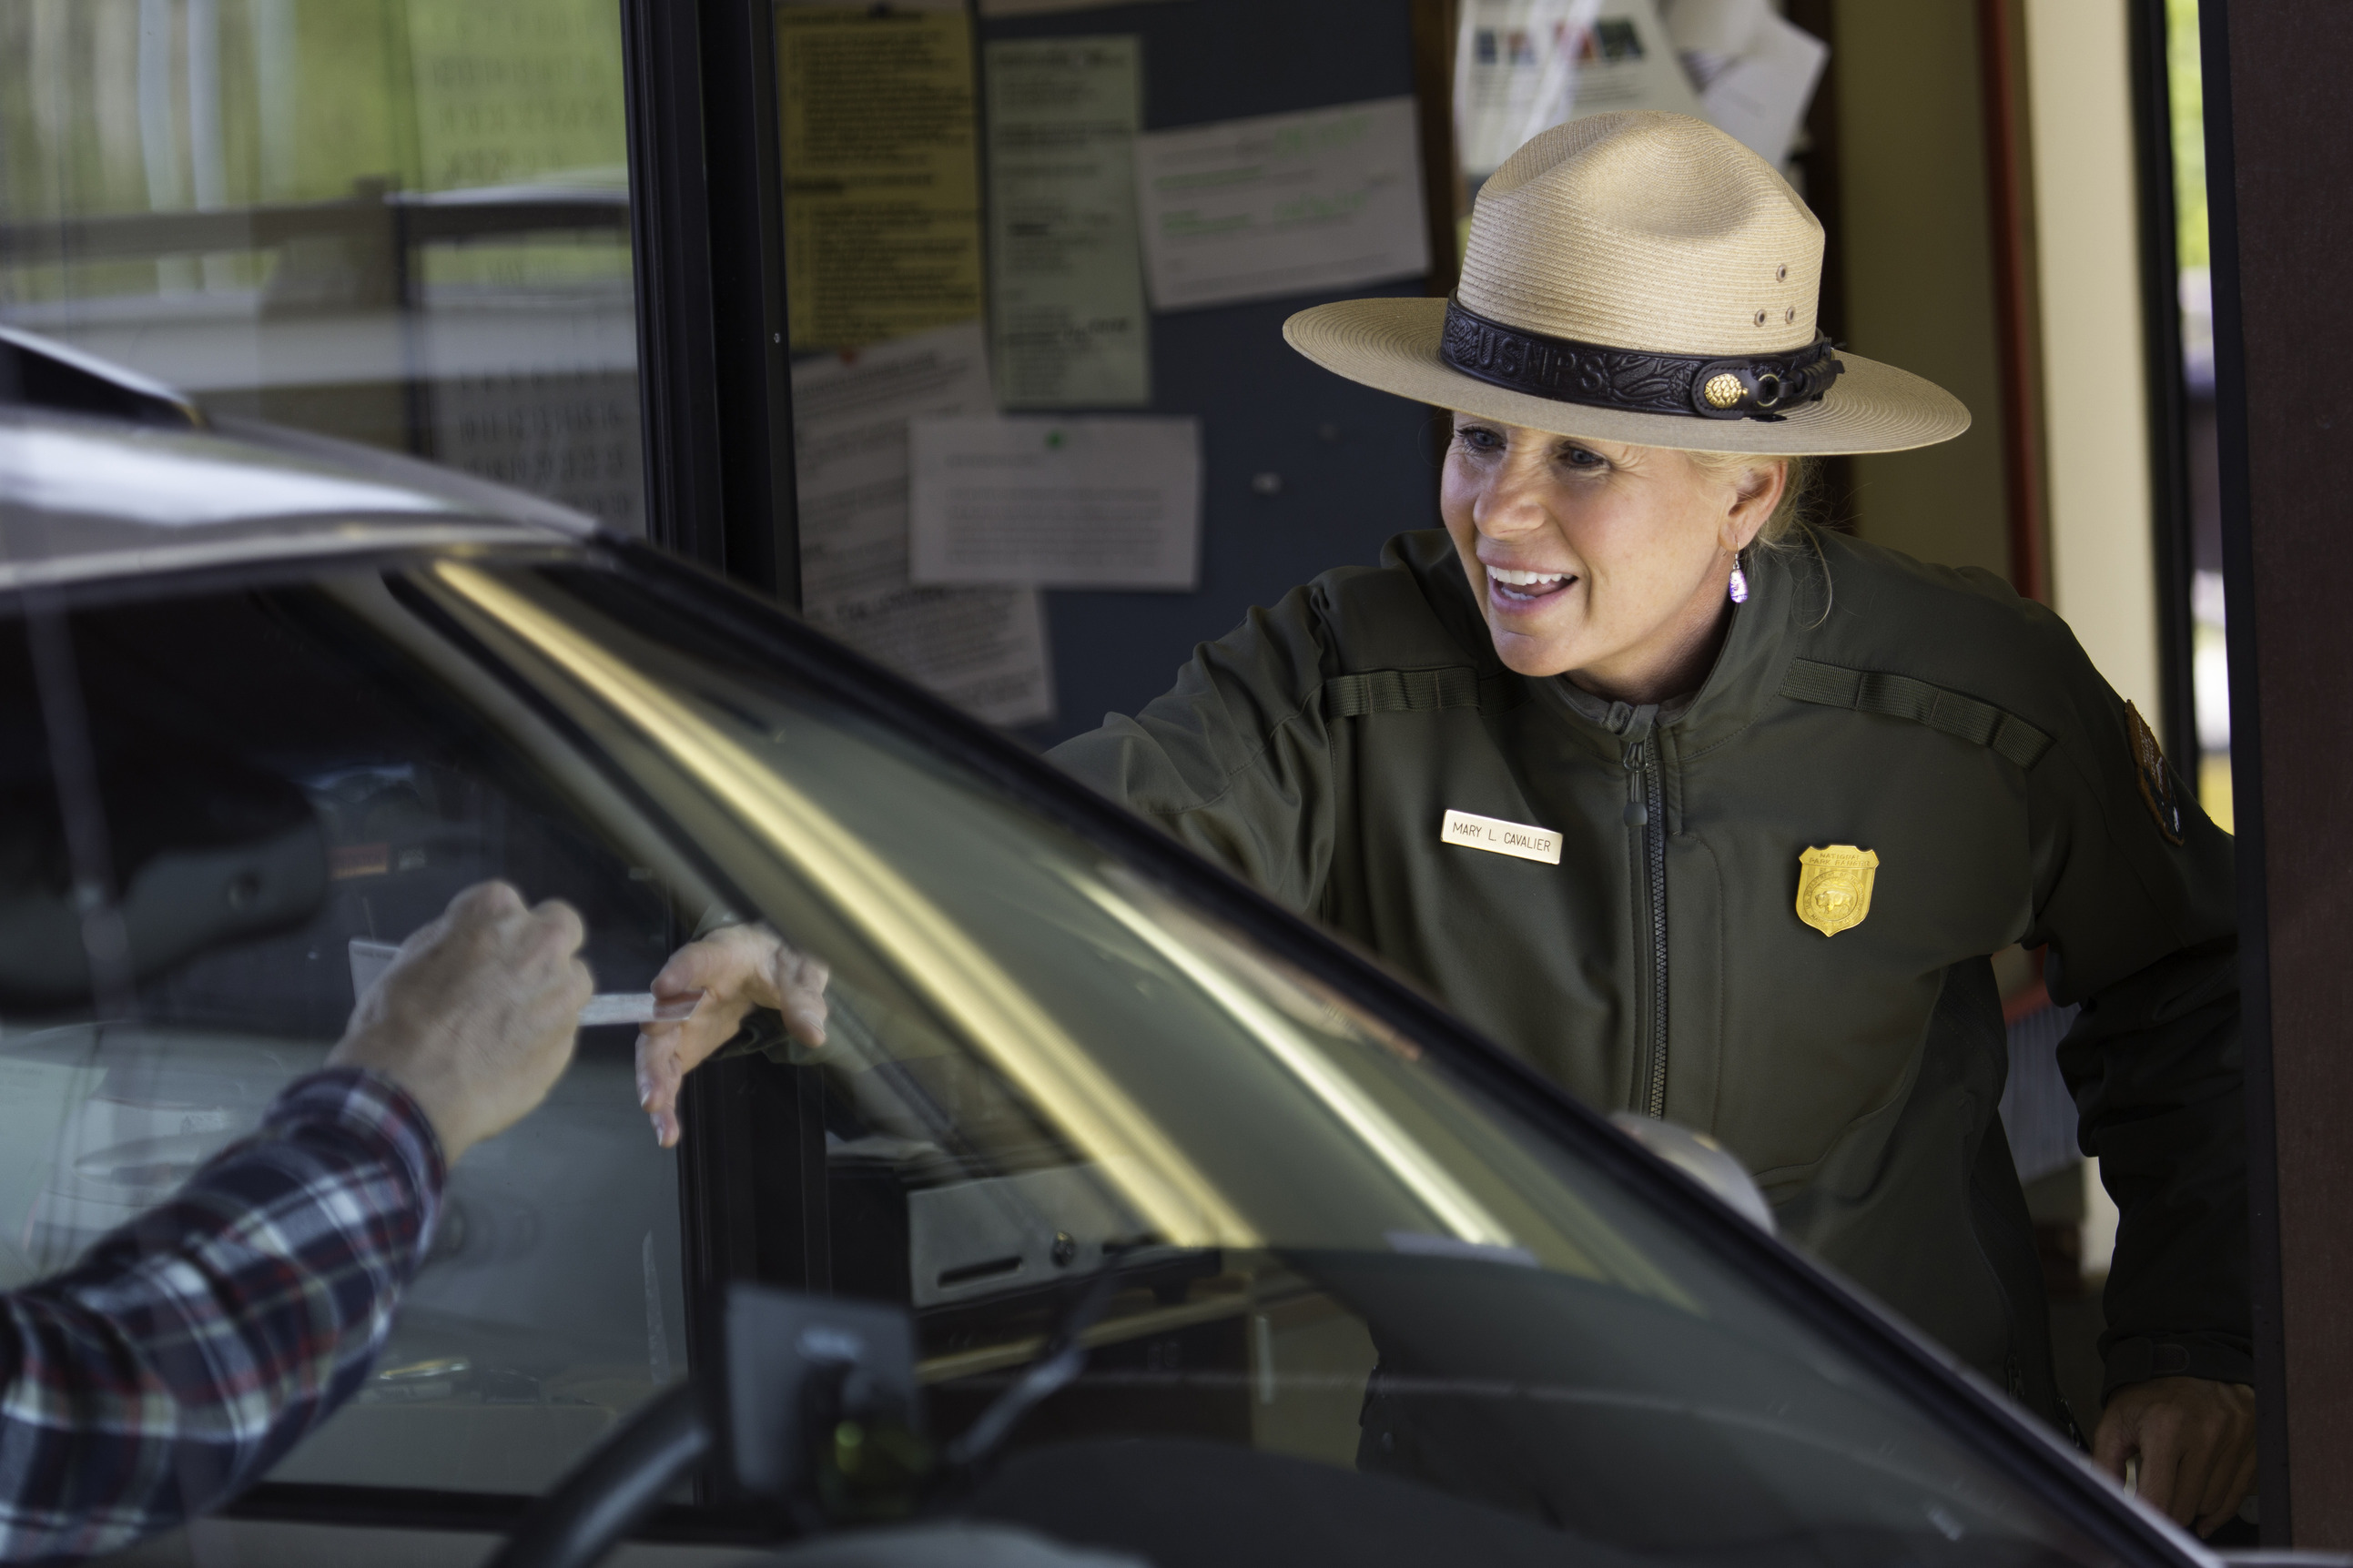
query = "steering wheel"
(483, 1381, 711, 1568)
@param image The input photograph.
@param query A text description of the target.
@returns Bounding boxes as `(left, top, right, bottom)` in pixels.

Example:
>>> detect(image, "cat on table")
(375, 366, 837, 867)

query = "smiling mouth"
(1486, 567, 1577, 606)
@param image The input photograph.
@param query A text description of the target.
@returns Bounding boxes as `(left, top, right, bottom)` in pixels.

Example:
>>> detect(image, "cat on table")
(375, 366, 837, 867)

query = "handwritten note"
(908, 415, 1201, 591)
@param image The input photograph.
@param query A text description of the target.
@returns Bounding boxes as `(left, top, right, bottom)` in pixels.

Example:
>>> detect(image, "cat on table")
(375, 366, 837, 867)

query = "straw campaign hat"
(1284, 112, 1969, 456)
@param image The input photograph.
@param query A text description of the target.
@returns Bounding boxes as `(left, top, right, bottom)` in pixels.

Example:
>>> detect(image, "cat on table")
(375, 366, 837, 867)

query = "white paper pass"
(1441, 808, 1563, 865)
(348, 938, 401, 1001)
(578, 992, 704, 1028)
(345, 937, 698, 1027)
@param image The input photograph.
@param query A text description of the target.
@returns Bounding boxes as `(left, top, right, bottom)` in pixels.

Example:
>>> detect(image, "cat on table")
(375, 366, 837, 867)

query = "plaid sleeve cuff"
(262, 1068, 448, 1243)
(0, 1068, 451, 1562)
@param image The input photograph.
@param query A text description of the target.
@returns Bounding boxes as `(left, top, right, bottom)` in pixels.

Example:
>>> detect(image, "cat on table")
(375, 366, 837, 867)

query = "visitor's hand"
(2094, 1375, 2257, 1536)
(329, 881, 592, 1163)
(634, 924, 829, 1148)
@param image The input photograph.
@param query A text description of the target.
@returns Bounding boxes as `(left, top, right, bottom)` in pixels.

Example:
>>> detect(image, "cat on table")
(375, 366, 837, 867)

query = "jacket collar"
(1407, 529, 1805, 764)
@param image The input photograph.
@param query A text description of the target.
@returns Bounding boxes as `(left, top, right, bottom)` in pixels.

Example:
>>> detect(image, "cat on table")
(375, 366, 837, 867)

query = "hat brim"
(1284, 297, 1970, 457)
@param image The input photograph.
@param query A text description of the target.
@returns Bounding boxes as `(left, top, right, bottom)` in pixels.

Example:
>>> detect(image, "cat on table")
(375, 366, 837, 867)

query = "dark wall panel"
(2206, 0, 2353, 1546)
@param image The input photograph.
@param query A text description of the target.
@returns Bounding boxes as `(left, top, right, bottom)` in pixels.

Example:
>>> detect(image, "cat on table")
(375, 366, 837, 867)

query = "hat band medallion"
(1439, 298, 1844, 422)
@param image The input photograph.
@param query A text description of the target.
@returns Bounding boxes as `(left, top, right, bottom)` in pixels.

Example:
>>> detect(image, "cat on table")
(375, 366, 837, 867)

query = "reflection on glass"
(0, 0, 643, 531)
(2165, 0, 2228, 830)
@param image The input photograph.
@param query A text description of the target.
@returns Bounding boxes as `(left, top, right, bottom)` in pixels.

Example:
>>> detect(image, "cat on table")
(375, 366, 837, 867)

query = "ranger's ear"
(1719, 458, 1788, 552)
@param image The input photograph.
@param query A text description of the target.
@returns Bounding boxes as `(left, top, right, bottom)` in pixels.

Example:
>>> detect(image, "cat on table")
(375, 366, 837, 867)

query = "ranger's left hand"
(2094, 1376, 2257, 1536)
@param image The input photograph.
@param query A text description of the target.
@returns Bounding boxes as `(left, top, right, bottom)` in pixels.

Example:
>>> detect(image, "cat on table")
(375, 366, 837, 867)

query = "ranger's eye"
(1558, 444, 1608, 469)
(1454, 424, 1504, 452)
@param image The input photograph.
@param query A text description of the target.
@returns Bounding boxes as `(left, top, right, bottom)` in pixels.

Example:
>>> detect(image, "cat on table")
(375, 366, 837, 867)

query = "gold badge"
(1795, 845, 1879, 937)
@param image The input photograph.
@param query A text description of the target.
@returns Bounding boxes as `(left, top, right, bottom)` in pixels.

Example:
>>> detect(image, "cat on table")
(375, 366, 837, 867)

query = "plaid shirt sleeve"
(0, 1067, 445, 1563)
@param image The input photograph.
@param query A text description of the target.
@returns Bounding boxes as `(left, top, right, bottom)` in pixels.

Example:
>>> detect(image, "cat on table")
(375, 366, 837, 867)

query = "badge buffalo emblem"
(1796, 845, 1879, 937)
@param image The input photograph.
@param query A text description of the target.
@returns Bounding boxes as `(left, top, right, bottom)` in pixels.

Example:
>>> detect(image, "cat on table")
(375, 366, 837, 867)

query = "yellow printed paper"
(777, 7, 986, 349)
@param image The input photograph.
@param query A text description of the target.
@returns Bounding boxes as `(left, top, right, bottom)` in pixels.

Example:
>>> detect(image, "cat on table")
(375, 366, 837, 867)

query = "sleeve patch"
(2125, 701, 2186, 845)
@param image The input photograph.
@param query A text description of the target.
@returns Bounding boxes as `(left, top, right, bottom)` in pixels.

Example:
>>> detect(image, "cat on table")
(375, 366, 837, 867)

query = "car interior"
(0, 574, 692, 1493)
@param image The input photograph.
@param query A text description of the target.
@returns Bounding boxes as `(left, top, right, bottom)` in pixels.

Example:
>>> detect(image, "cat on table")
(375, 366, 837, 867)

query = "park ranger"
(636, 113, 2251, 1534)
(1049, 112, 2252, 1533)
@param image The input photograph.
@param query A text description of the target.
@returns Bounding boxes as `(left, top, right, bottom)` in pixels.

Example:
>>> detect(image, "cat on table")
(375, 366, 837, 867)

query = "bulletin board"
(981, 0, 1441, 747)
(782, 0, 1446, 748)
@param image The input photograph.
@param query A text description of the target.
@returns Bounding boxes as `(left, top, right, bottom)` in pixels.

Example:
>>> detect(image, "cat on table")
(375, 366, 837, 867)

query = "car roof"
(0, 407, 595, 593)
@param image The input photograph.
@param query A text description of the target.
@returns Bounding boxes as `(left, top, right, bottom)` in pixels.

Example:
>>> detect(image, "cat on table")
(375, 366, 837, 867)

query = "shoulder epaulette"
(1780, 658, 2053, 770)
(1322, 666, 1527, 720)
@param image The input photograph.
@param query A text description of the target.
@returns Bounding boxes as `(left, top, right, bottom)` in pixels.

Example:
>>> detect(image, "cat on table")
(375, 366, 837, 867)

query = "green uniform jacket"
(1050, 526, 2247, 1421)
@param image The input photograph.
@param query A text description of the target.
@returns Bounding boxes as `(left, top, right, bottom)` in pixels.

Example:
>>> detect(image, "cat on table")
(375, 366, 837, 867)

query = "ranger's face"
(1439, 419, 1780, 700)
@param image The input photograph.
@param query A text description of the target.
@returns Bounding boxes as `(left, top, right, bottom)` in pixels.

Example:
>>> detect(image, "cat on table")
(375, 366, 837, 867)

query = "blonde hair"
(1683, 450, 1818, 551)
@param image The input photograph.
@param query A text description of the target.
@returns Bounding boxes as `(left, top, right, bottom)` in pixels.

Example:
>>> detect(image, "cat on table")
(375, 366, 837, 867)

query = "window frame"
(619, 0, 802, 604)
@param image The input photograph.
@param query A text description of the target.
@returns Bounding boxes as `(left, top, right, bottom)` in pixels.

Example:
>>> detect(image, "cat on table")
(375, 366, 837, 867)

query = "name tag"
(1441, 808, 1562, 865)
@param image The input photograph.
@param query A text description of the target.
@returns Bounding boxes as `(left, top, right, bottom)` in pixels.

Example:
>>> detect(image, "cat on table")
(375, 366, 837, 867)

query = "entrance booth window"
(0, 0, 2279, 1553)
(0, 0, 645, 532)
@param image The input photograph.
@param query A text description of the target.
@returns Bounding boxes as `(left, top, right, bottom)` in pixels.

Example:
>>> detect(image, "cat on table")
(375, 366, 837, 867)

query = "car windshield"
(0, 551, 2121, 1567)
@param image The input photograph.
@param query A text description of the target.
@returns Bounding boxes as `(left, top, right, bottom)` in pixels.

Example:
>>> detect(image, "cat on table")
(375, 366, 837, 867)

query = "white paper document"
(791, 323, 1056, 726)
(1455, 0, 1601, 180)
(1454, 1, 1700, 180)
(908, 416, 1201, 591)
(985, 36, 1151, 407)
(1132, 96, 1430, 312)
(1658, 0, 1769, 56)
(1561, 5, 1705, 119)
(1680, 11, 1827, 167)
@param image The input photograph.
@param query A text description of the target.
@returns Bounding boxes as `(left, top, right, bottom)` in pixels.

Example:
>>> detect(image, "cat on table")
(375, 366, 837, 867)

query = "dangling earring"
(1728, 550, 1750, 605)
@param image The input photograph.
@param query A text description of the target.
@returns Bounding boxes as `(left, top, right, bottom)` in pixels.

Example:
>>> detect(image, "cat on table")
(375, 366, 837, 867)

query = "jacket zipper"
(1626, 737, 1668, 1118)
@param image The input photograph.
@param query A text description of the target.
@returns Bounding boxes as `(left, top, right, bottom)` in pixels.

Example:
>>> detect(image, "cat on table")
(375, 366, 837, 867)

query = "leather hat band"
(1438, 298, 1844, 421)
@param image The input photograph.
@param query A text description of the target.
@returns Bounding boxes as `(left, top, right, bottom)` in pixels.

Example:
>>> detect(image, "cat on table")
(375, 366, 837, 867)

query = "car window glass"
(415, 559, 2122, 1568)
(0, 580, 691, 1496)
(0, 621, 110, 1292)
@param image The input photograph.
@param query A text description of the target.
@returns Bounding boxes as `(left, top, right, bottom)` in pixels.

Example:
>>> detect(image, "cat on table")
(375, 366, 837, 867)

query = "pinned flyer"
(1132, 96, 1429, 312)
(792, 323, 1057, 727)
(908, 416, 1202, 592)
